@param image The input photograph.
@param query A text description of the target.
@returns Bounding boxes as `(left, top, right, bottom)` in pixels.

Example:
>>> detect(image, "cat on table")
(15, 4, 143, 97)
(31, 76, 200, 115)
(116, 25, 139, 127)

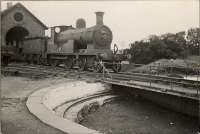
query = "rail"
(2, 63, 199, 99)
(114, 73, 200, 88)
(102, 71, 200, 100)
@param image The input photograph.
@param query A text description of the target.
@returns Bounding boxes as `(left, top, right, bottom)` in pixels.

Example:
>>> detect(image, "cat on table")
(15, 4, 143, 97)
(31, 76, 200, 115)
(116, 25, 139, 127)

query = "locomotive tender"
(4, 12, 122, 72)
(1, 45, 16, 66)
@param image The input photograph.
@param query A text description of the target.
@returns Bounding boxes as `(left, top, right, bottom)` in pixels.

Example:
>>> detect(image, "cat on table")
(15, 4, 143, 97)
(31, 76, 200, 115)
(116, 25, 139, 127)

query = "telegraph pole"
(199, 0, 200, 56)
(198, 1, 200, 133)
(197, 2, 200, 132)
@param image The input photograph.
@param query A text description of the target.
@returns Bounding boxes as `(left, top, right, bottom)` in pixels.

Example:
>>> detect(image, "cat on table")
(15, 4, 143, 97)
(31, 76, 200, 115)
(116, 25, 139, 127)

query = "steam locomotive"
(3, 12, 122, 72)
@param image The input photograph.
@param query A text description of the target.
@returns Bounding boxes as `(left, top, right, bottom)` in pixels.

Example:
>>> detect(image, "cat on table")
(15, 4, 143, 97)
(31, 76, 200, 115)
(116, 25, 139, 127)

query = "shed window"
(14, 12, 23, 22)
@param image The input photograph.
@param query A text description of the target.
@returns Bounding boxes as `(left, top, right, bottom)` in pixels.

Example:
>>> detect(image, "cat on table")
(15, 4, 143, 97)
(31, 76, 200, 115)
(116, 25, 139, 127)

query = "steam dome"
(76, 18, 86, 29)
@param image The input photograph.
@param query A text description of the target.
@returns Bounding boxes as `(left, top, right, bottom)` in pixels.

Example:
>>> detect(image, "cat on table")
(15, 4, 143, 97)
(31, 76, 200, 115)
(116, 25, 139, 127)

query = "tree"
(161, 32, 187, 57)
(128, 28, 197, 64)
(186, 28, 200, 55)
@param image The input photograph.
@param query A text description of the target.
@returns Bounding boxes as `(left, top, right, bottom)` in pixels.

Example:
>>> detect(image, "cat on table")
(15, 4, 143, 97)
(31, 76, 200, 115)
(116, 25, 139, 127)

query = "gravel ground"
(1, 76, 69, 134)
(129, 58, 200, 74)
(81, 97, 198, 134)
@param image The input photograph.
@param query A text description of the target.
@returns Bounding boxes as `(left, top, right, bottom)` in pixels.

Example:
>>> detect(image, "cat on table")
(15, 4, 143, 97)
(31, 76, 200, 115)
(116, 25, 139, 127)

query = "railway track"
(110, 72, 200, 89)
(2, 63, 200, 90)
(1, 63, 72, 78)
(53, 90, 119, 123)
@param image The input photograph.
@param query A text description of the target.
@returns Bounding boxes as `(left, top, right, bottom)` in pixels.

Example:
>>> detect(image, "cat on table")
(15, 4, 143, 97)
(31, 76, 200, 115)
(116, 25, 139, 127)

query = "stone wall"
(112, 84, 199, 117)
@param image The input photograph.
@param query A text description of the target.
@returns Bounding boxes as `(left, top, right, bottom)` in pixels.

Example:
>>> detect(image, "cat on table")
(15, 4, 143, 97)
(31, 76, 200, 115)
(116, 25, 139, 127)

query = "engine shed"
(1, 3, 48, 58)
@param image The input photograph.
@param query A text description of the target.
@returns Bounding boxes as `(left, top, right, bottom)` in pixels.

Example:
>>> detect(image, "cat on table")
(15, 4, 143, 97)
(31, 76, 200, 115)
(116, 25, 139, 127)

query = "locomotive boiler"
(47, 12, 121, 72)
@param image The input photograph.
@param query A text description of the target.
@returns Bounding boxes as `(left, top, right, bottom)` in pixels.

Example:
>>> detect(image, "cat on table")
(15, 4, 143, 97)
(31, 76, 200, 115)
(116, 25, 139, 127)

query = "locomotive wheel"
(50, 59, 58, 67)
(78, 58, 87, 71)
(25, 55, 31, 64)
(112, 62, 121, 73)
(30, 55, 35, 64)
(2, 56, 9, 66)
(64, 58, 73, 69)
(36, 55, 40, 64)
(38, 56, 44, 65)
(32, 55, 38, 64)
(94, 62, 103, 73)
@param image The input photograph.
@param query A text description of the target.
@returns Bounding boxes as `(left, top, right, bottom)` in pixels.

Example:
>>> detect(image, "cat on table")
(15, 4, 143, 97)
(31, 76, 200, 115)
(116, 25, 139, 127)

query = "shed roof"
(1, 3, 48, 29)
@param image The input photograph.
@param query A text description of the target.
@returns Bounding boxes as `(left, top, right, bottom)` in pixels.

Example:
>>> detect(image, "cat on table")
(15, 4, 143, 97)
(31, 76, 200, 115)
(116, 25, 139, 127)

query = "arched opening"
(6, 26, 29, 54)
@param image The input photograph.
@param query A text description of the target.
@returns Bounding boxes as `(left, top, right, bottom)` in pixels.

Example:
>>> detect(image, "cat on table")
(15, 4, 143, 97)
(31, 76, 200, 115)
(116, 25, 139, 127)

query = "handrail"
(99, 61, 112, 80)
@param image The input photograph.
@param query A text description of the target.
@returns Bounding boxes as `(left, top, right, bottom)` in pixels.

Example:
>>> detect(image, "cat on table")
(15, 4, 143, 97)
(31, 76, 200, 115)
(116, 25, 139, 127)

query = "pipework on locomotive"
(2, 12, 122, 72)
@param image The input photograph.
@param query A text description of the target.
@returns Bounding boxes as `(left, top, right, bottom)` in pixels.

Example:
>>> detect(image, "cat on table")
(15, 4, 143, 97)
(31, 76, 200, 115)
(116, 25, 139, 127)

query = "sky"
(1, 0, 199, 49)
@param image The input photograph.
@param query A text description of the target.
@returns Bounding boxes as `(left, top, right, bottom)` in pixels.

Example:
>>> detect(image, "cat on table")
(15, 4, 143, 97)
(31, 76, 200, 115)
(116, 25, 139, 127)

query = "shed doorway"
(6, 26, 29, 54)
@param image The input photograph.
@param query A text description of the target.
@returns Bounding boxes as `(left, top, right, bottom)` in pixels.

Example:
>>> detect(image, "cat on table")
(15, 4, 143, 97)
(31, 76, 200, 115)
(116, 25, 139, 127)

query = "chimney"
(95, 12, 104, 26)
(7, 2, 13, 9)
